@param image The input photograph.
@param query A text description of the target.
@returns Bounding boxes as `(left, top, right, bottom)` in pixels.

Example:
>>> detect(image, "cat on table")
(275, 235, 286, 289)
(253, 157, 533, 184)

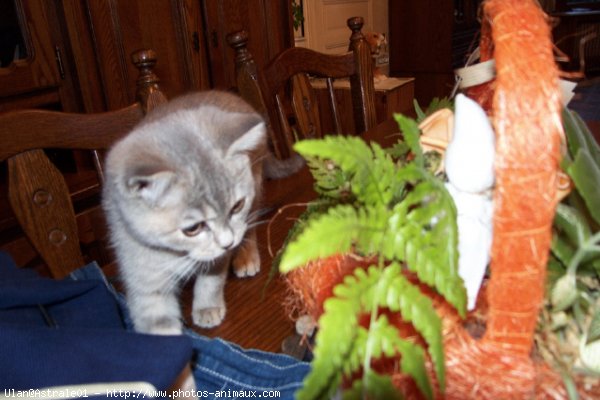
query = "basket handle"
(480, 0, 563, 354)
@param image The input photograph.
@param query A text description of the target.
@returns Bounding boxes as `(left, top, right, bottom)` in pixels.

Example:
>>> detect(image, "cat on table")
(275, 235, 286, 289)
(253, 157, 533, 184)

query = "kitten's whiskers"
(247, 219, 269, 229)
(161, 256, 198, 294)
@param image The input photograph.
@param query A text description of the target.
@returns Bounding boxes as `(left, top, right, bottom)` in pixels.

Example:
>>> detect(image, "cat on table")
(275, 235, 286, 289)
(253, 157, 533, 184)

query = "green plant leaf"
(560, 372, 580, 400)
(342, 370, 404, 400)
(592, 258, 600, 273)
(370, 317, 433, 400)
(304, 156, 354, 200)
(547, 254, 566, 275)
(283, 119, 464, 399)
(394, 114, 423, 168)
(413, 97, 454, 123)
(554, 203, 592, 246)
(333, 263, 445, 394)
(550, 233, 575, 270)
(580, 333, 600, 373)
(376, 263, 445, 391)
(297, 263, 438, 399)
(567, 149, 600, 226)
(551, 273, 579, 312)
(550, 311, 569, 330)
(563, 107, 600, 164)
(385, 168, 466, 317)
(587, 309, 600, 344)
(297, 297, 359, 400)
(340, 317, 432, 399)
(278, 204, 389, 273)
(414, 99, 426, 122)
(294, 136, 398, 206)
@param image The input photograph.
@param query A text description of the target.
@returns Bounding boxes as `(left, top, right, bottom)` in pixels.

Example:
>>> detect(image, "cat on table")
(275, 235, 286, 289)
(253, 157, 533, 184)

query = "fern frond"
(334, 264, 444, 393)
(284, 115, 467, 399)
(304, 155, 354, 200)
(297, 297, 359, 400)
(279, 204, 390, 273)
(385, 165, 467, 317)
(294, 136, 398, 206)
(367, 316, 433, 399)
(377, 264, 445, 391)
(394, 114, 423, 168)
(300, 264, 436, 399)
(342, 369, 403, 400)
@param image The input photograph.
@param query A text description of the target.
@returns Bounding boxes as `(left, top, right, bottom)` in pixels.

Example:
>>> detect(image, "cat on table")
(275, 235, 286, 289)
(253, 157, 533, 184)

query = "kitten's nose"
(216, 228, 234, 250)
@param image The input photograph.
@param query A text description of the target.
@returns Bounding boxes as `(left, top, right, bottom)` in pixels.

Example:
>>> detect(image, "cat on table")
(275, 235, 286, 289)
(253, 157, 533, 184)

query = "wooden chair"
(227, 16, 377, 159)
(0, 49, 166, 279)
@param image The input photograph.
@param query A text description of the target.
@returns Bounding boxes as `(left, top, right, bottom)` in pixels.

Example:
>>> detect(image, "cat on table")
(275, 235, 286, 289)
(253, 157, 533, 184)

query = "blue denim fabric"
(0, 252, 310, 399)
(190, 332, 309, 399)
(0, 252, 192, 393)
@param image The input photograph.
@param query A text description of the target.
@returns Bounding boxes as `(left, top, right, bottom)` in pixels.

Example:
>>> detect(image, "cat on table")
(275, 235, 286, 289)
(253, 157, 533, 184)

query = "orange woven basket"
(285, 0, 599, 398)
(405, 1, 599, 398)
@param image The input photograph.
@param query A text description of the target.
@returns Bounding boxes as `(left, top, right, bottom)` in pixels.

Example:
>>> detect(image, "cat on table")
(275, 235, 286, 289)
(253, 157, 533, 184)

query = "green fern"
(304, 156, 354, 200)
(344, 317, 432, 399)
(280, 153, 465, 315)
(342, 370, 403, 400)
(294, 136, 400, 207)
(280, 114, 467, 399)
(279, 204, 389, 273)
(336, 263, 442, 394)
(296, 264, 438, 400)
(395, 114, 424, 168)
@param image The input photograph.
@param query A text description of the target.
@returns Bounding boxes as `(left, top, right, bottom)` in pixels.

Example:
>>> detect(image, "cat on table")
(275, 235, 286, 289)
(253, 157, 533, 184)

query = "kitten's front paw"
(192, 306, 226, 328)
(233, 242, 260, 278)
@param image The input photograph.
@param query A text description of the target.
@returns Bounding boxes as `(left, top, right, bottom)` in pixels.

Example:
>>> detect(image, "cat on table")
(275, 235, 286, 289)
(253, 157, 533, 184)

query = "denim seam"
(214, 338, 309, 371)
(194, 365, 304, 392)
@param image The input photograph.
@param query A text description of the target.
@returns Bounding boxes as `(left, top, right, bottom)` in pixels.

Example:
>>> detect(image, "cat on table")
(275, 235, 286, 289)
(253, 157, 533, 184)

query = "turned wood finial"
(132, 49, 160, 89)
(131, 49, 166, 113)
(226, 29, 269, 121)
(347, 16, 365, 42)
(226, 30, 253, 65)
(345, 16, 376, 132)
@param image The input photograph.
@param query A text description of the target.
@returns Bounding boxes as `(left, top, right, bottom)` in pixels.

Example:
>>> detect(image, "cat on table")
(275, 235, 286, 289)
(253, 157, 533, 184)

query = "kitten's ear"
(227, 119, 266, 157)
(126, 170, 177, 207)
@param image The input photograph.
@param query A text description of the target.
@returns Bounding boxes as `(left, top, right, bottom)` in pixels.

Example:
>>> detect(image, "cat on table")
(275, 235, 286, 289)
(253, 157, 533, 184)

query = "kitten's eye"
(230, 198, 246, 215)
(182, 221, 207, 237)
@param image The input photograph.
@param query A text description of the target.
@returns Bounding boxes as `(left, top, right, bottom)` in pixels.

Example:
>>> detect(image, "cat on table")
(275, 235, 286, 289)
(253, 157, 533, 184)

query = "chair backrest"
(0, 49, 166, 278)
(227, 16, 377, 159)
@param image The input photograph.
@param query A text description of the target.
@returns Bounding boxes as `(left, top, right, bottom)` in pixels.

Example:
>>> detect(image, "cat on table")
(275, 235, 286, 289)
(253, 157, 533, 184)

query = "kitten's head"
(105, 92, 266, 261)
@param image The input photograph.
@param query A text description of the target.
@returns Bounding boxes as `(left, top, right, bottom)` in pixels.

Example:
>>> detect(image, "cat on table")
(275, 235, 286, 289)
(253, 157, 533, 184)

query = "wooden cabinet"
(1, 0, 293, 112)
(372, 77, 415, 119)
(0, 0, 80, 112)
(202, 0, 293, 90)
(0, 1, 208, 112)
(313, 77, 415, 135)
(0, 1, 59, 98)
(388, 0, 482, 106)
(78, 0, 212, 110)
(57, 0, 212, 112)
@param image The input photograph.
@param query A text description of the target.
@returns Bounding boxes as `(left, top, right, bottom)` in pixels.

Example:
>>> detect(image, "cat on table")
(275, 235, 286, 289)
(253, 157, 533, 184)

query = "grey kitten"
(103, 90, 294, 335)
